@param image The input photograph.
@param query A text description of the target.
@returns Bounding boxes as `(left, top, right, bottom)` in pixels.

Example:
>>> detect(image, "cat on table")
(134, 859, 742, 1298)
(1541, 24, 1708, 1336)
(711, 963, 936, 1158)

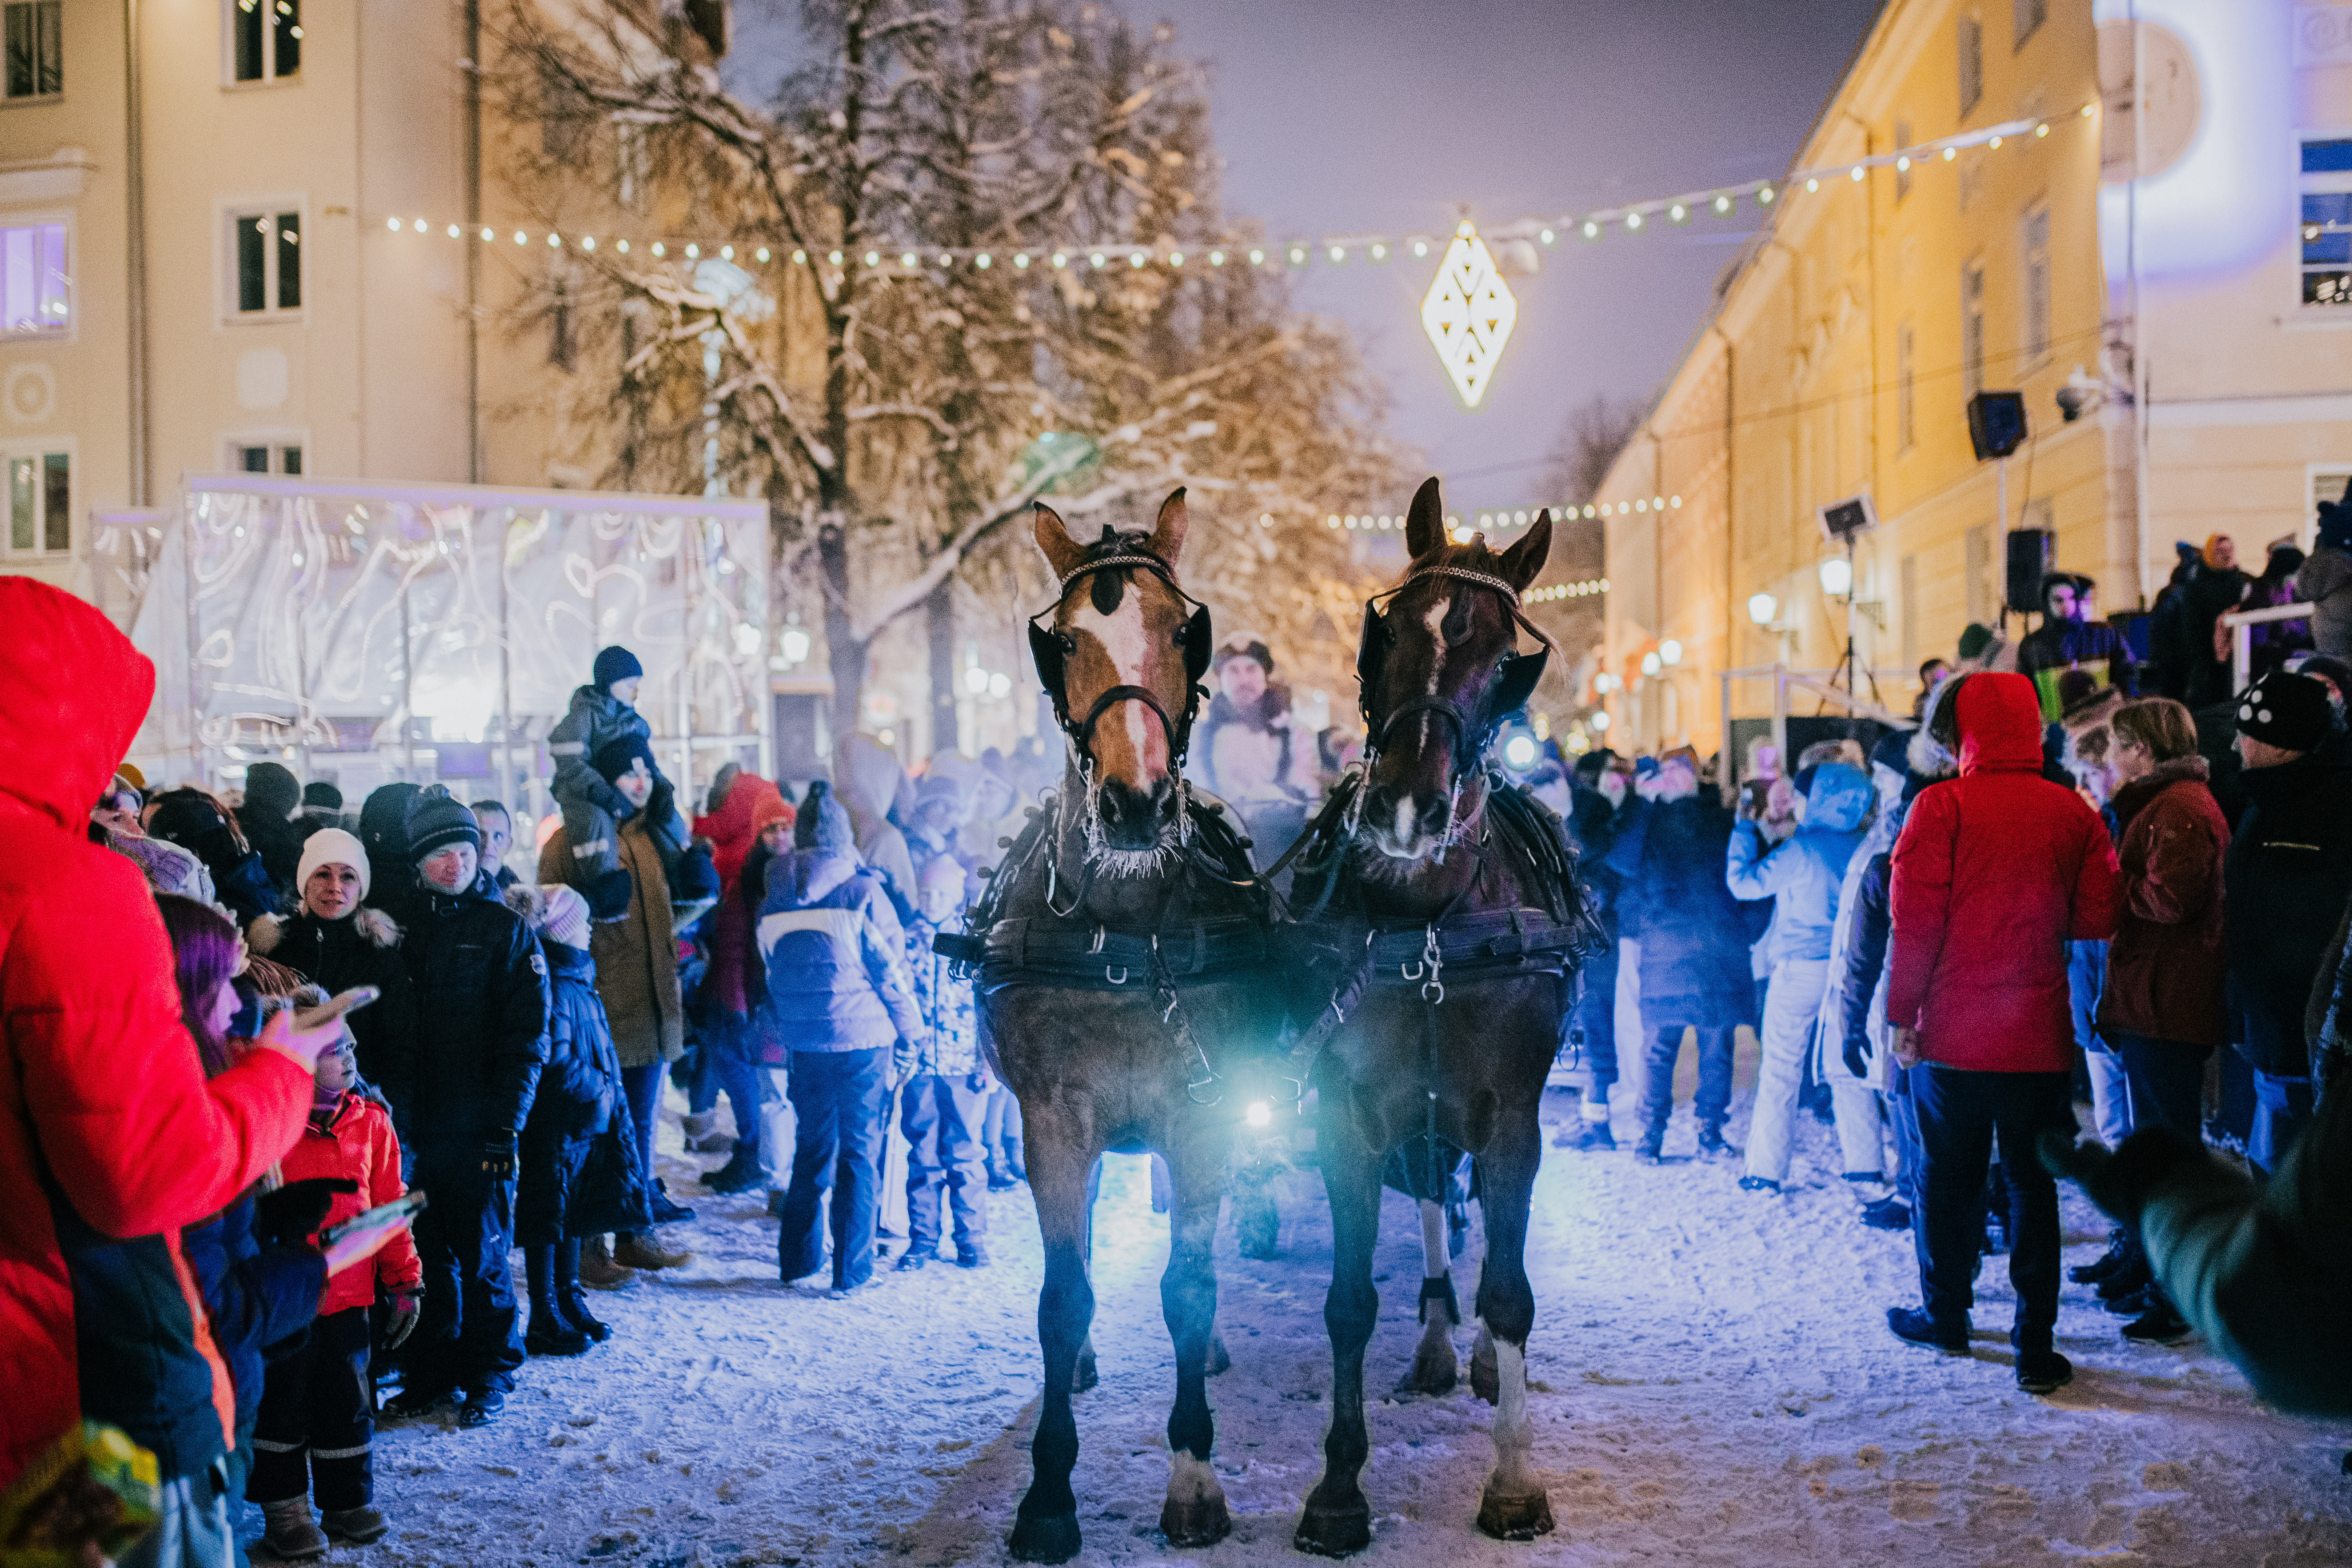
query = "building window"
(1958, 13, 1983, 118)
(1900, 553, 1920, 666)
(548, 277, 576, 372)
(7, 447, 68, 555)
(1961, 258, 1986, 401)
(228, 439, 302, 474)
(2021, 206, 2050, 363)
(616, 124, 650, 214)
(2013, 0, 2045, 48)
(1, 222, 68, 335)
(230, 0, 300, 83)
(1965, 523, 1993, 626)
(227, 209, 301, 317)
(2301, 138, 2352, 310)
(3, 2, 60, 101)
(2315, 469, 2352, 542)
(1896, 320, 1917, 452)
(1894, 119, 1913, 203)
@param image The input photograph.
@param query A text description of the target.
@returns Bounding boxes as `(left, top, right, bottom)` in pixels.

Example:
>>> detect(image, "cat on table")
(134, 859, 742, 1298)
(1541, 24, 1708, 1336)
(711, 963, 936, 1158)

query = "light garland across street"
(376, 110, 2087, 274)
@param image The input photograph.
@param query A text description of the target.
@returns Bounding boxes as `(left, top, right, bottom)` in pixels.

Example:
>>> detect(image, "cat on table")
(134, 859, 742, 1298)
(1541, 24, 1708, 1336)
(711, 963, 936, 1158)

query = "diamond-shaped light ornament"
(1420, 221, 1517, 411)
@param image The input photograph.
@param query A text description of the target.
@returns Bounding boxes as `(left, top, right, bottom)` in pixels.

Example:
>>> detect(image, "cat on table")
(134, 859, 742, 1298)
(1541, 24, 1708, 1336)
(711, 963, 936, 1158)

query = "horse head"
(1355, 476, 1551, 862)
(1030, 489, 1213, 860)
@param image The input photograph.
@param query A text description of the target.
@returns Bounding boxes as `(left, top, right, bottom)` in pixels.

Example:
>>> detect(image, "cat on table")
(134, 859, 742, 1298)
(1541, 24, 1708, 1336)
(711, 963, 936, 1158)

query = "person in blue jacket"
(1730, 757, 1873, 1194)
(759, 789, 926, 1297)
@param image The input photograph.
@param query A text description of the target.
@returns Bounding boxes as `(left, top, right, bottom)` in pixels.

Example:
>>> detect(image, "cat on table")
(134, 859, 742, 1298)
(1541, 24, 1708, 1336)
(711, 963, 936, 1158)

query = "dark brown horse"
(1285, 476, 1588, 1554)
(961, 492, 1283, 1563)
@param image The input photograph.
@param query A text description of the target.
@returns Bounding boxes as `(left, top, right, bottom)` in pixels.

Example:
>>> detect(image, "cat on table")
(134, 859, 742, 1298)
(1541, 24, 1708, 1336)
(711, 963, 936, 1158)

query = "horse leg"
(1294, 1105, 1382, 1557)
(1470, 1119, 1554, 1542)
(1074, 1156, 1102, 1393)
(1011, 1147, 1096, 1563)
(1158, 1150, 1232, 1548)
(1402, 1198, 1459, 1394)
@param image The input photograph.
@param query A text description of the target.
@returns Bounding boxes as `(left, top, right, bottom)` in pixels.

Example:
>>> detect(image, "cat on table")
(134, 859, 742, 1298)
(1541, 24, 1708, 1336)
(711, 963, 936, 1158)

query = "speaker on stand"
(2005, 529, 2055, 616)
(1817, 494, 1879, 704)
(1968, 391, 2032, 633)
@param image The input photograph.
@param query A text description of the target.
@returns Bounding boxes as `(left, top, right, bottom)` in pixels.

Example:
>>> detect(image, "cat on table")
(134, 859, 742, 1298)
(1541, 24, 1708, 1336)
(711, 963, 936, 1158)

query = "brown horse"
(962, 491, 1283, 1563)
(1285, 477, 1588, 1554)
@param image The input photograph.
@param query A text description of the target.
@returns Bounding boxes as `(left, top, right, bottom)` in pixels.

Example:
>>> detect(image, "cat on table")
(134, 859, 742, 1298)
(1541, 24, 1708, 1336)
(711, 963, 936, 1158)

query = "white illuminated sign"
(1420, 221, 1518, 410)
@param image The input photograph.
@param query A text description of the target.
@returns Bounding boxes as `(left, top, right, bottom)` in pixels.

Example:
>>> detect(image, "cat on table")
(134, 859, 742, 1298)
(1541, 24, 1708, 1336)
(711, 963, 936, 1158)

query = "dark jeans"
(981, 1085, 1025, 1181)
(1636, 1025, 1735, 1136)
(2112, 1032, 2210, 1138)
(901, 1073, 989, 1252)
(249, 1307, 373, 1511)
(406, 1156, 523, 1395)
(619, 1058, 665, 1235)
(1909, 1063, 2074, 1349)
(1568, 940, 1620, 1093)
(690, 1013, 768, 1162)
(778, 1048, 889, 1289)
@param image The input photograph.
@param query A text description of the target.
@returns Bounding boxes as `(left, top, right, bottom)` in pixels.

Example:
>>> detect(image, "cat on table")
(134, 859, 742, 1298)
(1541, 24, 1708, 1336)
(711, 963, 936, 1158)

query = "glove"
(252, 1177, 359, 1249)
(646, 777, 677, 836)
(379, 1290, 422, 1351)
(2037, 1126, 2210, 1225)
(1841, 1032, 1869, 1080)
(481, 1133, 518, 1180)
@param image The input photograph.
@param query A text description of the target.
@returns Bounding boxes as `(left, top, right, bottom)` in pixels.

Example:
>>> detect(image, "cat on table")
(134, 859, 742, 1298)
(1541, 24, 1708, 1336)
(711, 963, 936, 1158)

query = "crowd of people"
(5, 533, 2350, 1563)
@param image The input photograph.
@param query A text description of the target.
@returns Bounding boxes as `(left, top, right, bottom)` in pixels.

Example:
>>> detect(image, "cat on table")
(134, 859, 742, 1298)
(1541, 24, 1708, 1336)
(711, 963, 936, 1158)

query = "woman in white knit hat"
(249, 827, 423, 1147)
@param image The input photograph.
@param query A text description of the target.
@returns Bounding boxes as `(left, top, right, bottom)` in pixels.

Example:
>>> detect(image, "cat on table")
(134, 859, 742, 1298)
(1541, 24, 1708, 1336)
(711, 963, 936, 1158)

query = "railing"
(2220, 602, 2316, 694)
(1716, 663, 1916, 780)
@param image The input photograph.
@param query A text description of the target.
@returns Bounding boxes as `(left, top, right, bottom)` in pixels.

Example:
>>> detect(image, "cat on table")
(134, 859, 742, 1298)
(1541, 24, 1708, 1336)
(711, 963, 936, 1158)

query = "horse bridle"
(1027, 539, 1214, 772)
(1356, 563, 1557, 778)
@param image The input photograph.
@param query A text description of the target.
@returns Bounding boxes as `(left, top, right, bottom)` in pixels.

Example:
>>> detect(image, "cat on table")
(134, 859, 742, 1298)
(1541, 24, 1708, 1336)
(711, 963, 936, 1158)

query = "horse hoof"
(1293, 1500, 1374, 1557)
(1073, 1352, 1099, 1393)
(1402, 1344, 1458, 1396)
(1009, 1508, 1083, 1563)
(1475, 1488, 1555, 1542)
(1208, 1334, 1232, 1376)
(1159, 1491, 1232, 1548)
(1470, 1345, 1499, 1406)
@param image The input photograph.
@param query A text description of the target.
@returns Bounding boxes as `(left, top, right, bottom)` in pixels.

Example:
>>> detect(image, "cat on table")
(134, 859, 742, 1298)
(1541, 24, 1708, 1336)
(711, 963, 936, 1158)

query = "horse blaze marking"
(1070, 599, 1158, 774)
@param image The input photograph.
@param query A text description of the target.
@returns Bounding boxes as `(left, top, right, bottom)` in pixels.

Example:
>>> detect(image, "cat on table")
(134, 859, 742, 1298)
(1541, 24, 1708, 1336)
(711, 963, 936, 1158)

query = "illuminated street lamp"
(1659, 638, 1683, 667)
(1748, 592, 1778, 626)
(1818, 557, 1854, 598)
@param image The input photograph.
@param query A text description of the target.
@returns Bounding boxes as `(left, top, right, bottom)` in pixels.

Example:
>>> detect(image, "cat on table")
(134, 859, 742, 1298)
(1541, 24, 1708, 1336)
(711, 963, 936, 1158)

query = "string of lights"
(376, 109, 2086, 273)
(1327, 495, 1684, 535)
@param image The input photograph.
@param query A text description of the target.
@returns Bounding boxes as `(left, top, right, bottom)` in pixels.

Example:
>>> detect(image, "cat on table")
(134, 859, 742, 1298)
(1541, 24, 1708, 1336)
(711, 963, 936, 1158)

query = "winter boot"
(614, 1231, 693, 1270)
(894, 1246, 937, 1273)
(321, 1505, 390, 1544)
(457, 1386, 505, 1428)
(1554, 1112, 1617, 1152)
(1859, 1195, 1913, 1231)
(956, 1239, 990, 1269)
(2015, 1348, 2073, 1394)
(2096, 1249, 2152, 1306)
(682, 1109, 730, 1155)
(1737, 1175, 1781, 1195)
(2069, 1228, 2133, 1285)
(526, 1315, 591, 1357)
(579, 1236, 635, 1289)
(1696, 1126, 1738, 1161)
(1632, 1131, 1665, 1166)
(650, 1179, 697, 1225)
(382, 1382, 458, 1419)
(558, 1288, 613, 1343)
(2121, 1296, 2193, 1345)
(1887, 1306, 1969, 1354)
(703, 1145, 765, 1194)
(258, 1498, 329, 1561)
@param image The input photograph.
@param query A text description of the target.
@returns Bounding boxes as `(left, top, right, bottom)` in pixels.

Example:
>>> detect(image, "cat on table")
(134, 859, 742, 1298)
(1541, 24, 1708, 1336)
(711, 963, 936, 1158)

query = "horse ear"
(1498, 510, 1551, 591)
(1148, 487, 1189, 563)
(1033, 503, 1086, 581)
(1404, 476, 1445, 559)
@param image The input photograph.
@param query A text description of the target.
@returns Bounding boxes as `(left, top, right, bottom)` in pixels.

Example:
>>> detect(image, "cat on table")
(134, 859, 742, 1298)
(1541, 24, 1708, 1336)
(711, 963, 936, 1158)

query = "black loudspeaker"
(2006, 529, 2054, 614)
(1817, 494, 1877, 544)
(1968, 391, 2029, 460)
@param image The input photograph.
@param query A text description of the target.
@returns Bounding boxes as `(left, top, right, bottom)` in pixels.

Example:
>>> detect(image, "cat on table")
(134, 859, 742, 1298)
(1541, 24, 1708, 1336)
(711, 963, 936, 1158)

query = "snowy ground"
(353, 1038, 2352, 1568)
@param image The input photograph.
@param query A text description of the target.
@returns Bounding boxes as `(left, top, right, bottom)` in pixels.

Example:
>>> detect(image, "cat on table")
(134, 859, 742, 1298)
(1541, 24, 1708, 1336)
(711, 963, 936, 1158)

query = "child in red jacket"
(247, 1033, 422, 1556)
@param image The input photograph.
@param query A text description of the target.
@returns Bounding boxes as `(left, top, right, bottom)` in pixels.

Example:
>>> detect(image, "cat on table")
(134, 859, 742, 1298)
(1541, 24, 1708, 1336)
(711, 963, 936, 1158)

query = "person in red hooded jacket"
(1882, 670, 2122, 1394)
(688, 774, 793, 1195)
(0, 581, 341, 1517)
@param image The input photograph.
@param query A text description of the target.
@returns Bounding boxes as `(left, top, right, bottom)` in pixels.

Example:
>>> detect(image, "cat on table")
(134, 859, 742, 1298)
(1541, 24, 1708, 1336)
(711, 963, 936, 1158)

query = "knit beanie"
(1214, 632, 1274, 673)
(116, 762, 146, 792)
(1956, 623, 1996, 661)
(811, 788, 855, 854)
(592, 645, 644, 691)
(1867, 728, 1913, 778)
(2202, 534, 2234, 569)
(244, 762, 301, 818)
(359, 782, 423, 870)
(538, 884, 591, 950)
(406, 789, 482, 864)
(296, 828, 371, 902)
(302, 781, 343, 812)
(795, 780, 833, 850)
(2236, 671, 2332, 754)
(592, 733, 657, 786)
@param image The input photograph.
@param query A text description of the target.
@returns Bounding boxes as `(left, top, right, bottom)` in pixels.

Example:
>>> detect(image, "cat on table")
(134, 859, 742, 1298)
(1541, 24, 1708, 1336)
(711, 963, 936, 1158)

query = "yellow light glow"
(1943, 147, 1957, 160)
(1419, 222, 1518, 411)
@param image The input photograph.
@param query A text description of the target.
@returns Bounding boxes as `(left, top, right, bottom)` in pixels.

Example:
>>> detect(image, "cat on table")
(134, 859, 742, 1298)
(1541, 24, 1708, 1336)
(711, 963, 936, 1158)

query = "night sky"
(726, 0, 1888, 512)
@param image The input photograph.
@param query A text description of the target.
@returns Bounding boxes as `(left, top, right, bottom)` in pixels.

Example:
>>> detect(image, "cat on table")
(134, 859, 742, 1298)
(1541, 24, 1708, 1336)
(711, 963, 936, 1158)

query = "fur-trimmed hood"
(248, 905, 402, 955)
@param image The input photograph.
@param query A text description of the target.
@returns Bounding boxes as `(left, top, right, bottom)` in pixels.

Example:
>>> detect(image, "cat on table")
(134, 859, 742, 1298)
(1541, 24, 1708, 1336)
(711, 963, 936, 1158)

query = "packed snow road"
(361, 1064, 2352, 1568)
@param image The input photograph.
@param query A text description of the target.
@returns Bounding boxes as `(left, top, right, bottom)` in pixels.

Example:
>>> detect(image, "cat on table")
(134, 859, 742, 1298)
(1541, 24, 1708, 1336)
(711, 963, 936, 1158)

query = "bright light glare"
(1819, 557, 1854, 597)
(964, 666, 989, 694)
(1659, 639, 1683, 666)
(1244, 1101, 1273, 1129)
(1504, 734, 1538, 769)
(1590, 710, 1612, 732)
(1748, 592, 1779, 626)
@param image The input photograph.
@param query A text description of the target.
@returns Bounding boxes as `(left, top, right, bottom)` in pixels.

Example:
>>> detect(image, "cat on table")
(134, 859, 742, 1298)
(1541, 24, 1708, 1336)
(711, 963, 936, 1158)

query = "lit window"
(1961, 258, 1986, 401)
(2021, 206, 2050, 363)
(3, 2, 60, 101)
(228, 440, 302, 475)
(227, 208, 302, 317)
(230, 0, 299, 82)
(7, 448, 69, 555)
(2301, 139, 2352, 310)
(1, 222, 68, 335)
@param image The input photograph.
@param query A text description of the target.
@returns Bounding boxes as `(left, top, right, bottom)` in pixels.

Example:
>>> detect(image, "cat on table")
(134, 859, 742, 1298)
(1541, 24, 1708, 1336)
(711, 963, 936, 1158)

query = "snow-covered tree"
(494, 0, 1395, 737)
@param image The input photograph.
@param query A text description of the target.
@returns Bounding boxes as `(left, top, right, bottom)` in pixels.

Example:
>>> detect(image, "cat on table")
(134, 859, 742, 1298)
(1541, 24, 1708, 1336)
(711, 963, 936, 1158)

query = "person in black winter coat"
(299, 781, 345, 839)
(1605, 757, 1764, 1163)
(384, 790, 551, 1428)
(145, 786, 284, 931)
(2223, 673, 2352, 1173)
(357, 782, 425, 929)
(237, 762, 309, 896)
(1557, 755, 1629, 1151)
(514, 884, 650, 1357)
(248, 828, 422, 1150)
